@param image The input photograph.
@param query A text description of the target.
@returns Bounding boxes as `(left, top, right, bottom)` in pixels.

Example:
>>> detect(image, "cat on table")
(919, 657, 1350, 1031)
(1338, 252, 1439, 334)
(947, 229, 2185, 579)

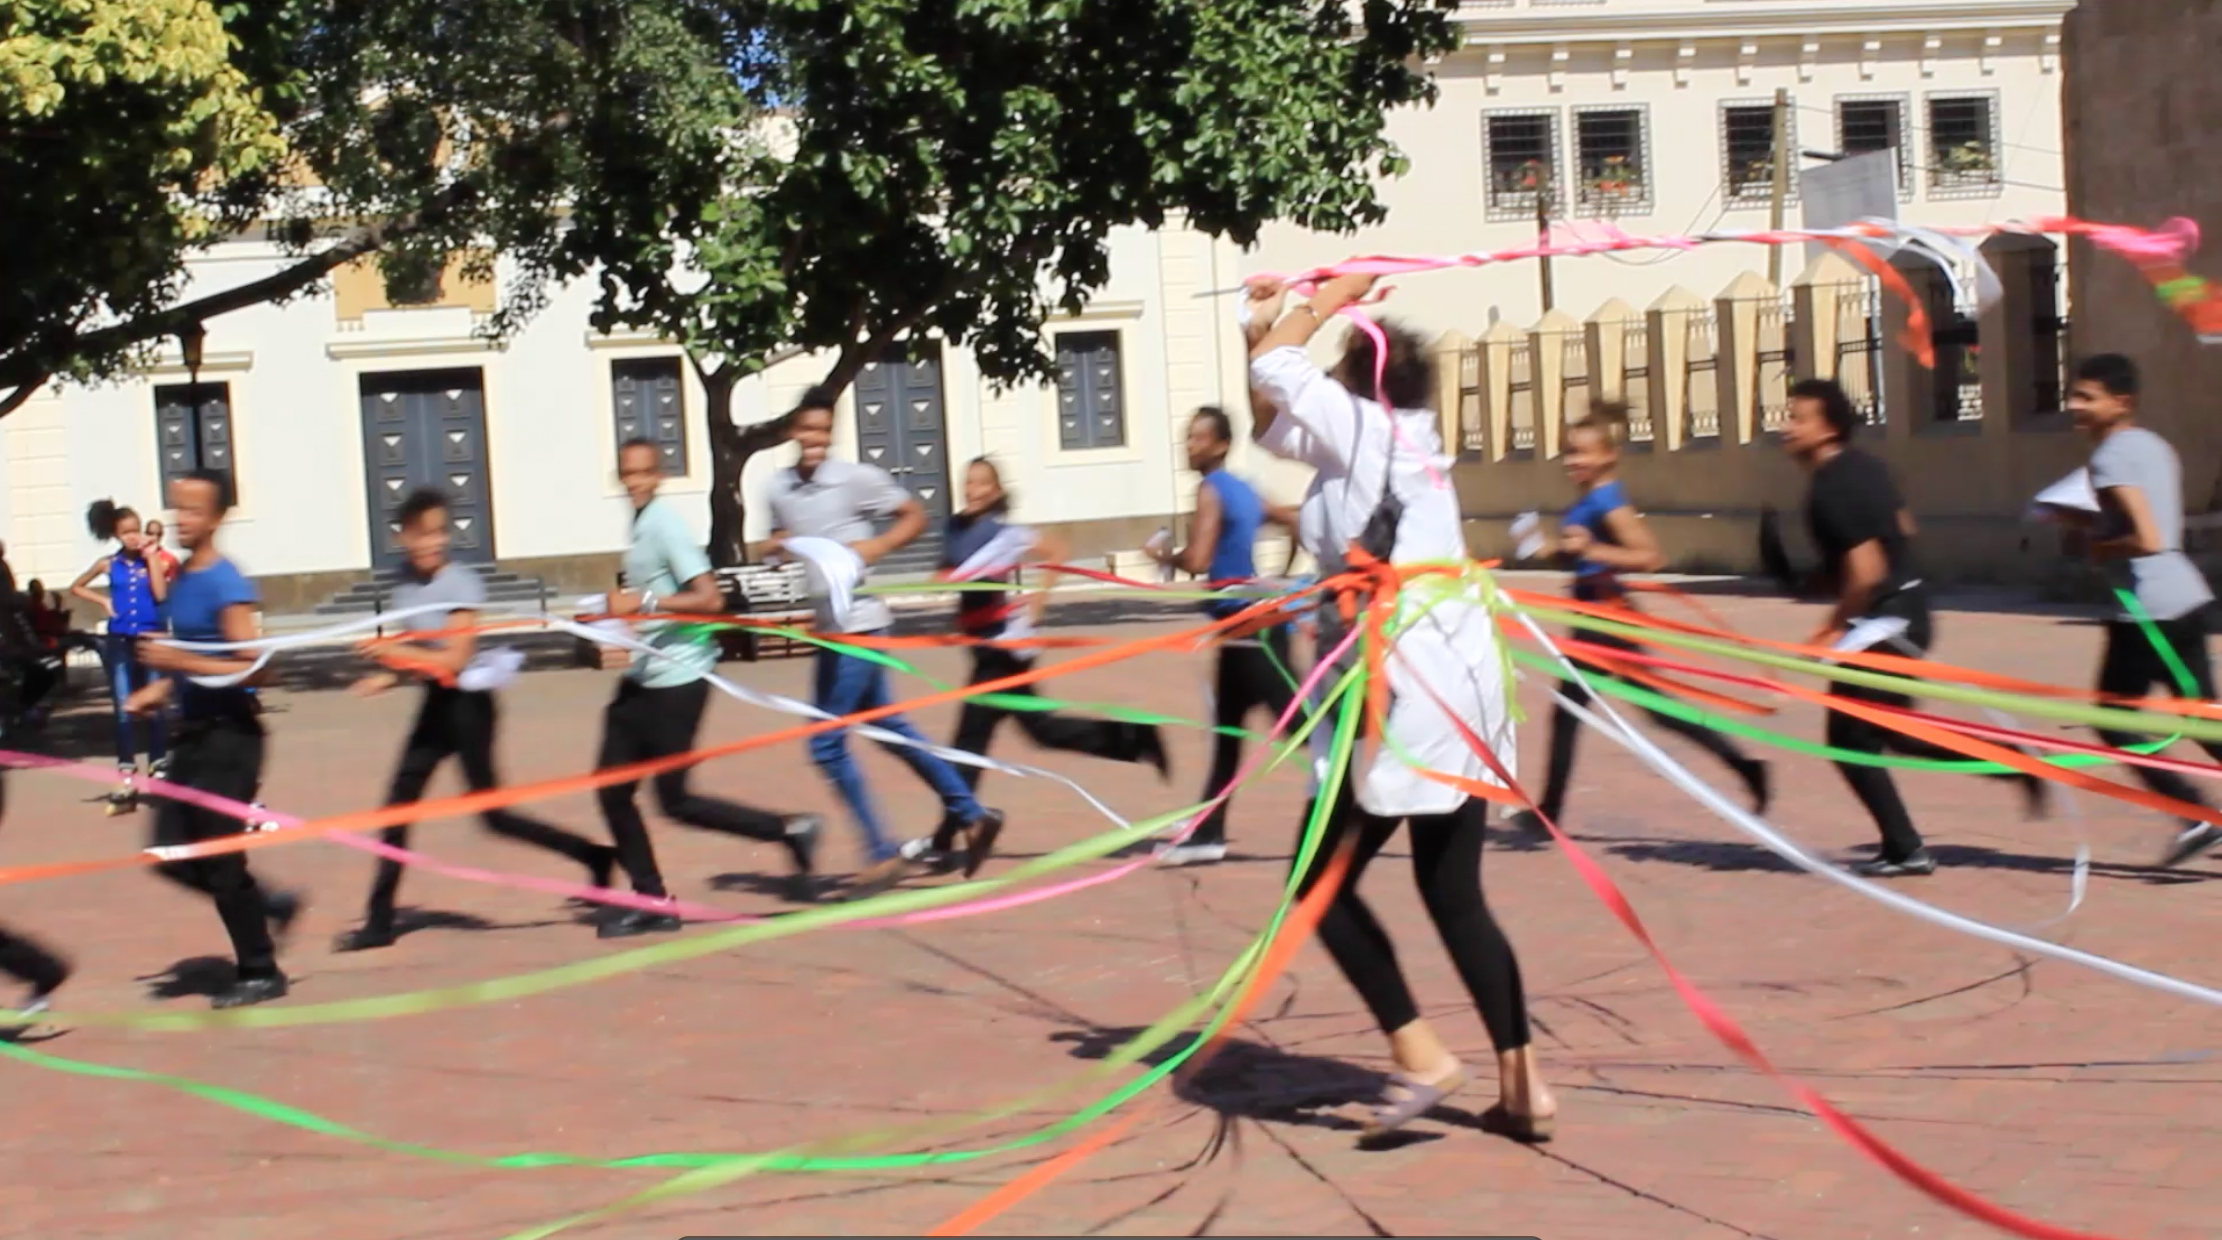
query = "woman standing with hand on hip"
(71, 500, 170, 814)
(1243, 273, 1555, 1144)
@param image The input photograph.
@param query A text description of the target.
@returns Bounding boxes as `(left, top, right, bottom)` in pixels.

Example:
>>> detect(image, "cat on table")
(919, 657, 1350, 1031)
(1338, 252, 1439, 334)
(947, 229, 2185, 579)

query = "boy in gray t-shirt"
(332, 487, 618, 952)
(2067, 353, 2222, 869)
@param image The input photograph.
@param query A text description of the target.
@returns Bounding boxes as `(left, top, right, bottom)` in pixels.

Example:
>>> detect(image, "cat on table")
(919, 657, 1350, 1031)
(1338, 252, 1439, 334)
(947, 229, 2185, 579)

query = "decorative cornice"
(1456, 1, 2072, 47)
(145, 350, 255, 377)
(325, 335, 501, 361)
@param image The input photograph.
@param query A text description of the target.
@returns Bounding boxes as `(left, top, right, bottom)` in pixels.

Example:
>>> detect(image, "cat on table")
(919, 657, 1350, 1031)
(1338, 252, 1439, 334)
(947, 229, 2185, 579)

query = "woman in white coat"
(1244, 273, 1556, 1142)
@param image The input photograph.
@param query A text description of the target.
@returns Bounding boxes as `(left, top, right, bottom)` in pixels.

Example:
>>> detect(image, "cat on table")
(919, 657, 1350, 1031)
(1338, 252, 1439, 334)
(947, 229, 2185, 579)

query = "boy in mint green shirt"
(590, 439, 822, 938)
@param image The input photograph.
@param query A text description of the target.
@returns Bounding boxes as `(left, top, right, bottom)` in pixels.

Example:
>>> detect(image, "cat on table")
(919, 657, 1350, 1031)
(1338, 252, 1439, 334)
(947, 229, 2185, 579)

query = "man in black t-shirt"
(1781, 380, 2043, 877)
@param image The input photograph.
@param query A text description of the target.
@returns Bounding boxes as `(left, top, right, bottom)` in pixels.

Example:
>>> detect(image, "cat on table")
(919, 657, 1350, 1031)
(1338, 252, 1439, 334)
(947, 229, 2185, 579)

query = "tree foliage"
(615, 0, 1458, 561)
(1, 0, 287, 406)
(0, 0, 762, 412)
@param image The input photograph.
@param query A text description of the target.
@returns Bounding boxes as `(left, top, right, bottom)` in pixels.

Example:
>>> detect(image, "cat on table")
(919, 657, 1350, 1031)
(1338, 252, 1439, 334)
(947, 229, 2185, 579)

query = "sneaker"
(959, 808, 1006, 879)
(332, 924, 396, 953)
(265, 890, 305, 948)
(147, 757, 172, 785)
(900, 835, 959, 874)
(1157, 842, 1228, 867)
(845, 854, 917, 901)
(2018, 773, 2052, 821)
(1854, 849, 1938, 879)
(2160, 822, 2222, 869)
(19, 961, 70, 1018)
(1506, 810, 1551, 836)
(247, 802, 282, 833)
(1737, 760, 1772, 815)
(105, 767, 138, 816)
(783, 814, 824, 903)
(212, 973, 289, 1010)
(1137, 727, 1171, 783)
(597, 906, 684, 940)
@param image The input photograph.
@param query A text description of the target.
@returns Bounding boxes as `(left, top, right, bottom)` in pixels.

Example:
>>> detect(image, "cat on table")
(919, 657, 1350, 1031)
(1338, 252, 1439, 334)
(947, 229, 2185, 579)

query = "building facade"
(0, 0, 2073, 610)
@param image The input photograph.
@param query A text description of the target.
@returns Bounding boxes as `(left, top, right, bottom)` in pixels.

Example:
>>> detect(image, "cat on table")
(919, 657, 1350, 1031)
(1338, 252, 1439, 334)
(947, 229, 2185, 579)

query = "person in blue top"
(904, 458, 1168, 874)
(1509, 402, 1769, 834)
(71, 500, 170, 813)
(1145, 406, 1299, 866)
(128, 470, 304, 1010)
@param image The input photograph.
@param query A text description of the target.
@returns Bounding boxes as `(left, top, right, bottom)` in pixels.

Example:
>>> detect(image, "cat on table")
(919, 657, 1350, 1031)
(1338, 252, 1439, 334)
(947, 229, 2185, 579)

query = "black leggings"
(1193, 626, 1299, 847)
(1540, 623, 1758, 820)
(150, 715, 282, 978)
(948, 646, 1158, 790)
(1823, 603, 2027, 862)
(596, 678, 792, 898)
(1292, 786, 1530, 1053)
(2094, 612, 2222, 814)
(359, 686, 611, 931)
(932, 646, 1158, 848)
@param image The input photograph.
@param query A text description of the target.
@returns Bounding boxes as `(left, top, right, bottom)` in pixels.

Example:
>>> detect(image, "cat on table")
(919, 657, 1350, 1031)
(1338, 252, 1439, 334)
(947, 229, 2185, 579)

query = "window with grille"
(1055, 332, 1126, 451)
(1928, 94, 2001, 195)
(1483, 110, 1559, 221)
(1575, 107, 1649, 215)
(611, 357, 689, 476)
(153, 383, 238, 503)
(1721, 103, 1788, 205)
(1836, 97, 1910, 197)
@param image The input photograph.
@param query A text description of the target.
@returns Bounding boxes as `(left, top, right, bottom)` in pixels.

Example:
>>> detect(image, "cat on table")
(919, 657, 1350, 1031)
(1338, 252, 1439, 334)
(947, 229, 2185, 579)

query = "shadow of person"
(137, 956, 241, 1000)
(1050, 1025, 1446, 1149)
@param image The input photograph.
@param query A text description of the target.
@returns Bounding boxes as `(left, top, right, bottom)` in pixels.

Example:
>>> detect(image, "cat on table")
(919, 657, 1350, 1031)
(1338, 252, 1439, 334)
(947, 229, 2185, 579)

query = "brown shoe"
(845, 854, 915, 901)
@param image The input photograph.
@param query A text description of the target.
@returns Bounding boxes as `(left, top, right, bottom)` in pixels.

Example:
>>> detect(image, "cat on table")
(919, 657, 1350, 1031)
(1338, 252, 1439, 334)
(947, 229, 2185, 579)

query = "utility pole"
(1767, 87, 1790, 287)
(1536, 173, 1556, 313)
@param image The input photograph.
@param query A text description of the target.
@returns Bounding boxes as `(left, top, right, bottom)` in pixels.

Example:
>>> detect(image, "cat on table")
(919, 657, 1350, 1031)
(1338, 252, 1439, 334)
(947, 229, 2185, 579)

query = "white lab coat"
(1251, 345, 1515, 818)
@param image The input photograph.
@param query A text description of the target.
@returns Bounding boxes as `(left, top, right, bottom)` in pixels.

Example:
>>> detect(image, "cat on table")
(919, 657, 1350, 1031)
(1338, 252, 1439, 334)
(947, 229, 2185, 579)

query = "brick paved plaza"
(2, 585, 2215, 1240)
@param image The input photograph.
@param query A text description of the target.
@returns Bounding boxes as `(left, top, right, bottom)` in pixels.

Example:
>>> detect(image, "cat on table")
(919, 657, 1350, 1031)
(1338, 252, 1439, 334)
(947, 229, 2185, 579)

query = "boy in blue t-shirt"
(130, 469, 302, 1009)
(1145, 406, 1300, 865)
(1510, 402, 1767, 834)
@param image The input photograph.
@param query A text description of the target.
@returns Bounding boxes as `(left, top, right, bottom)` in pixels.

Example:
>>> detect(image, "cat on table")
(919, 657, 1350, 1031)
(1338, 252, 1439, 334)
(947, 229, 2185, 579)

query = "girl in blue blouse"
(70, 500, 170, 814)
(1511, 403, 1769, 833)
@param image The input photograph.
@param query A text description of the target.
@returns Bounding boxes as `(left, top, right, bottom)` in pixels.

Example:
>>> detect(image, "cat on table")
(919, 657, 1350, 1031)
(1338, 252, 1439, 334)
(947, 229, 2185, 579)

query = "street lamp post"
(179, 323, 206, 490)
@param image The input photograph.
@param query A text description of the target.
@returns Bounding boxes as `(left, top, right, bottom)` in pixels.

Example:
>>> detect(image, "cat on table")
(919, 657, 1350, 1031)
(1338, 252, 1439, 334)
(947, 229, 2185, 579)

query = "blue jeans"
(810, 635, 983, 862)
(101, 632, 166, 769)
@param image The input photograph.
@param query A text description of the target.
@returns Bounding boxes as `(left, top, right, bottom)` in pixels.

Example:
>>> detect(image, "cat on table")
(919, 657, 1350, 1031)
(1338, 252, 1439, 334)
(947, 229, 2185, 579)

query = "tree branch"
(0, 372, 53, 420)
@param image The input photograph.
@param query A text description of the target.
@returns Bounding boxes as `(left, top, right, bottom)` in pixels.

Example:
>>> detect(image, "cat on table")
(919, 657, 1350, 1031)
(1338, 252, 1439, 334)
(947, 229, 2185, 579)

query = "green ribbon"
(0, 671, 1372, 1240)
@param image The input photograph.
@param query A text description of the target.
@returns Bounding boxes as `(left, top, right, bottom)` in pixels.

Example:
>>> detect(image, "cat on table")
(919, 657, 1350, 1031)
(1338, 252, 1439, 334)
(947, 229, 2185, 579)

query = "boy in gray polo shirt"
(334, 487, 619, 952)
(2067, 353, 2222, 868)
(762, 388, 1004, 898)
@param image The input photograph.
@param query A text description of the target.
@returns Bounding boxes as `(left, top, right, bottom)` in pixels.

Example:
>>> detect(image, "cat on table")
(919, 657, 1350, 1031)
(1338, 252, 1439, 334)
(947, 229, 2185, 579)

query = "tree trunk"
(704, 368, 747, 568)
(698, 364, 802, 568)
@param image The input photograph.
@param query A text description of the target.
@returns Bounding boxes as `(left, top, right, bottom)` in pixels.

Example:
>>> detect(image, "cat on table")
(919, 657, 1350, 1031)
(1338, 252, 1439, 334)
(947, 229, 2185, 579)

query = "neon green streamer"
(1512, 599, 2222, 743)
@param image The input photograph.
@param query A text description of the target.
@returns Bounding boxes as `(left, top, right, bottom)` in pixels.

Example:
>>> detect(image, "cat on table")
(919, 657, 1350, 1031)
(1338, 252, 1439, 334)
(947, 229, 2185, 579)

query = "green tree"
(0, 0, 764, 414)
(613, 0, 1456, 564)
(1, 0, 286, 413)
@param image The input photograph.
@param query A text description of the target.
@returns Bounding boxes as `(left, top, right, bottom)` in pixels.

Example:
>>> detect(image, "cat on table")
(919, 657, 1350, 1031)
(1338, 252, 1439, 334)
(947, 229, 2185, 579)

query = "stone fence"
(1436, 242, 2143, 589)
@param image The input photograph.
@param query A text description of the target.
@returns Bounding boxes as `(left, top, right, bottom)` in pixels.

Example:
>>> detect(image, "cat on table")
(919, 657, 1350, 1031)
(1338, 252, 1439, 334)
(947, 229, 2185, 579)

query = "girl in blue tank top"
(69, 500, 170, 810)
(1511, 403, 1767, 835)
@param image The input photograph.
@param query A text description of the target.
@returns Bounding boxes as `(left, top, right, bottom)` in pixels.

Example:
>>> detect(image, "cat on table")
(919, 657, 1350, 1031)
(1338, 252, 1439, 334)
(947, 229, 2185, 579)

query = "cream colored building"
(1, 0, 2072, 611)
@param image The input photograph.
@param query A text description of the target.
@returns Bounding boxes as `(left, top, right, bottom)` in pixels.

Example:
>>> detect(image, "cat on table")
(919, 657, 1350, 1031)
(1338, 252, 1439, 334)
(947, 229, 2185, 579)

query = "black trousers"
(596, 678, 789, 898)
(0, 770, 67, 994)
(2094, 611, 2222, 813)
(359, 685, 610, 931)
(150, 714, 280, 978)
(948, 646, 1158, 792)
(1540, 624, 1758, 820)
(1194, 625, 1300, 846)
(1823, 603, 2025, 862)
(1292, 783, 1530, 1052)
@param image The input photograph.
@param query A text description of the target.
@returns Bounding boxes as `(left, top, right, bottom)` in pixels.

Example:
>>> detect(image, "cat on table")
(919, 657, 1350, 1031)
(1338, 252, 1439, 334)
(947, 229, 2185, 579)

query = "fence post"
(1646, 286, 1705, 452)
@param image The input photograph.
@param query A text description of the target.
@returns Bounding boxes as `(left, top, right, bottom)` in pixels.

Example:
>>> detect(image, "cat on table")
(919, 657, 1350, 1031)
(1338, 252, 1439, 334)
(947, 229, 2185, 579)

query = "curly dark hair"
(1336, 318, 1435, 411)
